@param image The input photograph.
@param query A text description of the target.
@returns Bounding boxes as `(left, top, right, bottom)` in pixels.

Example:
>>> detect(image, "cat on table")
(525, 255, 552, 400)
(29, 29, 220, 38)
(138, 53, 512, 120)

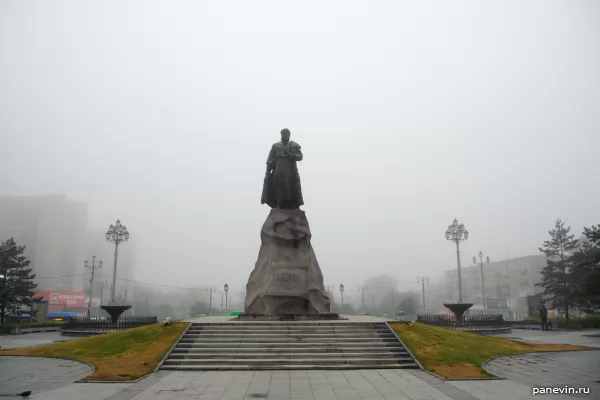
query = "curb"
(481, 348, 600, 378)
(0, 354, 96, 381)
(385, 322, 424, 371)
(1, 322, 192, 384)
(386, 323, 504, 381)
(154, 322, 192, 372)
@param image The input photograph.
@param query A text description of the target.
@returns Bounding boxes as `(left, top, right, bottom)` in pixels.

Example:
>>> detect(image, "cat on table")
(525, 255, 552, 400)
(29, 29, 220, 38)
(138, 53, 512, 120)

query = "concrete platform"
(185, 314, 394, 324)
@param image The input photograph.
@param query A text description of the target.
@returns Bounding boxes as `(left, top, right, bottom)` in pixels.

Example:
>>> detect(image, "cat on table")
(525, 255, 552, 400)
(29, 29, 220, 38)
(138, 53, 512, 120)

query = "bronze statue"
(261, 129, 304, 209)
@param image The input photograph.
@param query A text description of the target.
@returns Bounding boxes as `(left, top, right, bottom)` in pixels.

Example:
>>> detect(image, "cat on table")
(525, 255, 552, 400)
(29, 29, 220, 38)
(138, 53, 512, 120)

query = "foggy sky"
(1, 1, 599, 295)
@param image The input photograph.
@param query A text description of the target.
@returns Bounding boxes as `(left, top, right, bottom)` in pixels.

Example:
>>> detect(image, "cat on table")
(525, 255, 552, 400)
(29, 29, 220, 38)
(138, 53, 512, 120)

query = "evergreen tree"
(188, 300, 210, 317)
(535, 219, 579, 319)
(0, 238, 38, 325)
(570, 225, 600, 313)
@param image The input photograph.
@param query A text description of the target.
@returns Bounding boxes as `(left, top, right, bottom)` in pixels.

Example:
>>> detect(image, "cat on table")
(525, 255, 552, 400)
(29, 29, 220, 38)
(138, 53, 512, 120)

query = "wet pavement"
(0, 356, 93, 399)
(0, 331, 81, 350)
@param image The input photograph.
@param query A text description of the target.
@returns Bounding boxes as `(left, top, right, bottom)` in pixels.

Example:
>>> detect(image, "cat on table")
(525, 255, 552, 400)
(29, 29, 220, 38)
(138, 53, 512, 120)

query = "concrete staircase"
(160, 322, 419, 371)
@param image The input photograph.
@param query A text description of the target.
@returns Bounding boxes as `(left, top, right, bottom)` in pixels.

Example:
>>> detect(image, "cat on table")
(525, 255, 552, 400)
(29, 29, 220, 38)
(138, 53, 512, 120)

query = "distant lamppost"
(473, 252, 491, 310)
(105, 219, 129, 304)
(339, 283, 344, 306)
(0, 274, 5, 325)
(359, 286, 367, 313)
(224, 283, 229, 314)
(98, 281, 108, 316)
(84, 255, 103, 318)
(417, 276, 429, 310)
(445, 219, 469, 303)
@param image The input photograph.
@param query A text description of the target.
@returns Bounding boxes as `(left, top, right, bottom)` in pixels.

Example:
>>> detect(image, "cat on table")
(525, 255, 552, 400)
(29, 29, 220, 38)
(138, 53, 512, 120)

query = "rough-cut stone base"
(244, 208, 331, 314)
(236, 313, 342, 321)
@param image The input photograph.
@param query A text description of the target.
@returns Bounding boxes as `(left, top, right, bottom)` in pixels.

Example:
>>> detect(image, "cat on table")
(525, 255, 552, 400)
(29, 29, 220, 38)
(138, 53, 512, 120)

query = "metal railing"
(60, 316, 158, 333)
(417, 314, 511, 330)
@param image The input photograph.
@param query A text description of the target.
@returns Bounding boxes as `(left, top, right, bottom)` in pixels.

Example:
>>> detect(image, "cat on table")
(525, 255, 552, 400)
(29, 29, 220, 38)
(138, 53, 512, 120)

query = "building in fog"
(0, 194, 88, 292)
(444, 255, 546, 319)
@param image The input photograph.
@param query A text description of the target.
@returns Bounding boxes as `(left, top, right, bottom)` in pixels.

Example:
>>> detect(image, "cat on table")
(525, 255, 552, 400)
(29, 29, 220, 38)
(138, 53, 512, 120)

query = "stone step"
(160, 322, 418, 372)
(160, 363, 420, 371)
(172, 347, 406, 353)
(188, 325, 387, 329)
(178, 338, 398, 344)
(168, 352, 405, 359)
(192, 321, 386, 327)
(186, 328, 391, 334)
(183, 333, 394, 339)
(163, 357, 416, 365)
(176, 342, 403, 349)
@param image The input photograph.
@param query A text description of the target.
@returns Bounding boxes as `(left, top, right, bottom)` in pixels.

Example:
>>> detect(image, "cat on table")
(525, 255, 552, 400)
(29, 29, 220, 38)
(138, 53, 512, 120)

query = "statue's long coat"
(261, 140, 304, 208)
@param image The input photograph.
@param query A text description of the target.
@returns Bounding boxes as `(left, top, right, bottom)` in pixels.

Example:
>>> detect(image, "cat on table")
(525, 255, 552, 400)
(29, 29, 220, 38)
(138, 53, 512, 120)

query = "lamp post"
(445, 219, 469, 303)
(84, 255, 103, 318)
(0, 273, 5, 325)
(473, 252, 491, 310)
(105, 219, 129, 304)
(339, 283, 344, 306)
(417, 276, 429, 310)
(359, 286, 367, 313)
(208, 287, 215, 314)
(224, 283, 229, 315)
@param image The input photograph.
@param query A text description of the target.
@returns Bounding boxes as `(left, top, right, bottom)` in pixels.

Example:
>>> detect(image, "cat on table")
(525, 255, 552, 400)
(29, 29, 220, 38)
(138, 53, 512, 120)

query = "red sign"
(36, 291, 87, 308)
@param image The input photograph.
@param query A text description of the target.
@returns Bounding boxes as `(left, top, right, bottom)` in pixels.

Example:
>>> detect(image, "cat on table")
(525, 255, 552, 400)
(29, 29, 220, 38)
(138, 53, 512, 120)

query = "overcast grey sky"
(1, 1, 599, 294)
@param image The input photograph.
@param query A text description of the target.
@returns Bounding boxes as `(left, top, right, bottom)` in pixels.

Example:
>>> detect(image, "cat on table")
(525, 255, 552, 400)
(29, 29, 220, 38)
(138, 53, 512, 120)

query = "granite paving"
(0, 331, 81, 350)
(0, 356, 93, 399)
(483, 350, 600, 398)
(2, 323, 599, 399)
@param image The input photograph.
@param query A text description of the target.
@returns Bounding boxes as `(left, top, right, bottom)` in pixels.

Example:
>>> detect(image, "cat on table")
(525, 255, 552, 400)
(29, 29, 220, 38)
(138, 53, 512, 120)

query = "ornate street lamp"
(105, 219, 129, 304)
(224, 283, 229, 314)
(473, 252, 491, 310)
(339, 283, 344, 306)
(445, 218, 469, 303)
(84, 255, 103, 318)
(102, 219, 130, 323)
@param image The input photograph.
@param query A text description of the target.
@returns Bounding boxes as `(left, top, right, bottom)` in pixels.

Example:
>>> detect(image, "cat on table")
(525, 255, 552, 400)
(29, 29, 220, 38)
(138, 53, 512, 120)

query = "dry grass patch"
(0, 322, 188, 381)
(391, 322, 589, 379)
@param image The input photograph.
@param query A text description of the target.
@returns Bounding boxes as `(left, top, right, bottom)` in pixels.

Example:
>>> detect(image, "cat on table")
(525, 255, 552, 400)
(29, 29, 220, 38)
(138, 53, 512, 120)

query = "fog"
(1, 1, 599, 300)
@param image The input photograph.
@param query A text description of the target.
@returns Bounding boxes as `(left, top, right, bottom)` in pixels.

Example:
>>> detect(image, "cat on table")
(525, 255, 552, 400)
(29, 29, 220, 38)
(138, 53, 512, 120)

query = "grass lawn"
(0, 322, 188, 381)
(391, 322, 590, 379)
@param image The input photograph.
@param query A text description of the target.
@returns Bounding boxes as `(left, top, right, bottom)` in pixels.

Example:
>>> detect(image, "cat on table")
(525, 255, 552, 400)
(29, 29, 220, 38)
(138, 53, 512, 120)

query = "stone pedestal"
(244, 208, 331, 315)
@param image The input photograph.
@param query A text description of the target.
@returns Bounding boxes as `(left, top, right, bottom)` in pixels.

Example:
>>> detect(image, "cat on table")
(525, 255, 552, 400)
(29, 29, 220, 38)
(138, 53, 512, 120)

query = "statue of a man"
(261, 128, 304, 209)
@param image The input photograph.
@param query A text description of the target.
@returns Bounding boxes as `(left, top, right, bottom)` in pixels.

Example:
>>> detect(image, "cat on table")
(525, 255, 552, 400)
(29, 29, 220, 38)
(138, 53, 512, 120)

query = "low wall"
(417, 313, 512, 334)
(10, 325, 62, 335)
(60, 316, 158, 336)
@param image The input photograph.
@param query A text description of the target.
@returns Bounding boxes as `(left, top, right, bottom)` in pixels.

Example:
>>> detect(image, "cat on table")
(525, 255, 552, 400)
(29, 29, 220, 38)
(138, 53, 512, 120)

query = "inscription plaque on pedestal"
(268, 268, 307, 295)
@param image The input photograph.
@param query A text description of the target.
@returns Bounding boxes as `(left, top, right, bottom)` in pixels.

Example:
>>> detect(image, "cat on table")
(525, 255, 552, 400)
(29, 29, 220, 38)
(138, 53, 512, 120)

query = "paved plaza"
(0, 331, 81, 350)
(0, 356, 92, 398)
(0, 326, 598, 399)
(484, 351, 600, 398)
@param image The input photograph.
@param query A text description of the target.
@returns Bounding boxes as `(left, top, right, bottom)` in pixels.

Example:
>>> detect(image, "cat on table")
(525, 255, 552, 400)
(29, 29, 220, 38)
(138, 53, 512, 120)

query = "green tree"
(570, 225, 600, 313)
(397, 297, 417, 318)
(0, 238, 38, 325)
(535, 219, 579, 319)
(189, 301, 210, 317)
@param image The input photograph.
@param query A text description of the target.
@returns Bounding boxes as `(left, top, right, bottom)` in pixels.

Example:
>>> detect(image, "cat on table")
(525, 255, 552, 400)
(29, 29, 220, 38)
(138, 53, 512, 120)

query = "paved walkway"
(1, 324, 599, 399)
(494, 329, 600, 348)
(484, 350, 600, 398)
(0, 331, 81, 350)
(0, 356, 93, 399)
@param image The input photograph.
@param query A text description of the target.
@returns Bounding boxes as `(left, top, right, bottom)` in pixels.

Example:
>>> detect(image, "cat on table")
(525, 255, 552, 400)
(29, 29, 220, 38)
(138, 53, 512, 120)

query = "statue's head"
(281, 128, 290, 144)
